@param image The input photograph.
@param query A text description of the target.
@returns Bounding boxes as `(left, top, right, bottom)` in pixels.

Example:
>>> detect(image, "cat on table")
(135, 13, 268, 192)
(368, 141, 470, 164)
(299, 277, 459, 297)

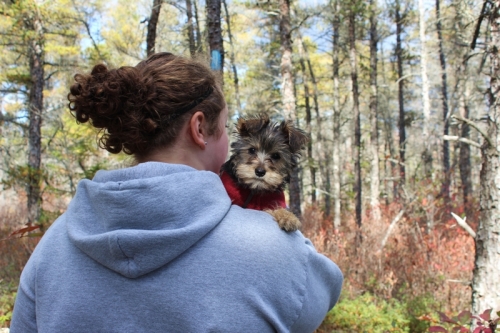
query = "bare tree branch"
(386, 157, 406, 166)
(0, 112, 28, 129)
(443, 135, 482, 148)
(452, 114, 494, 147)
(379, 210, 405, 251)
(0, 89, 28, 95)
(451, 212, 476, 238)
(471, 0, 490, 50)
(78, 17, 105, 61)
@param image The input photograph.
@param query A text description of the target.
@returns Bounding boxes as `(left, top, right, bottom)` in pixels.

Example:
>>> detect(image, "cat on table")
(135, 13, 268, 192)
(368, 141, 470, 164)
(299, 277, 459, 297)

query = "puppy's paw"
(265, 208, 301, 232)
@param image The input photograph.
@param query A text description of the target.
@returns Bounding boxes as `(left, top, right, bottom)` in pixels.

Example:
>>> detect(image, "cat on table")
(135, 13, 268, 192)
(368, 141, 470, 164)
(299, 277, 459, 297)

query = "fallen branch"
(451, 212, 476, 239)
(380, 210, 405, 251)
(447, 279, 471, 285)
(443, 135, 482, 148)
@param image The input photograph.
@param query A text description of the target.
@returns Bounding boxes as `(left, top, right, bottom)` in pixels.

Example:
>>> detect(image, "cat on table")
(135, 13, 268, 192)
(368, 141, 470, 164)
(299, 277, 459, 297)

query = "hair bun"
(68, 63, 147, 154)
(68, 53, 225, 158)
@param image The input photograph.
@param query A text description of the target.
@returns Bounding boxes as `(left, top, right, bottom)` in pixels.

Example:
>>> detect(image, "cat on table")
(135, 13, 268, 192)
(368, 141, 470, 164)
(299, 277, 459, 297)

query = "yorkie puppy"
(220, 114, 309, 231)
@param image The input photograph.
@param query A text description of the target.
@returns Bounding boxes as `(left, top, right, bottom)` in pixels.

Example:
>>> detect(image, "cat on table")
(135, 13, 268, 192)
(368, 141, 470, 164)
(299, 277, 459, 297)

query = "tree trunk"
(279, 0, 301, 217)
(206, 0, 224, 73)
(193, 0, 203, 53)
(436, 0, 450, 198)
(369, 0, 381, 222)
(146, 0, 162, 57)
(454, 0, 472, 212)
(349, 4, 362, 234)
(395, 0, 406, 192)
(332, 0, 341, 229)
(419, 0, 433, 178)
(279, 0, 296, 123)
(222, 0, 242, 115)
(297, 35, 316, 204)
(459, 68, 472, 210)
(419, 0, 437, 232)
(472, 0, 500, 313)
(473, 130, 500, 314)
(186, 0, 196, 57)
(381, 41, 398, 202)
(26, 4, 45, 225)
(304, 37, 325, 212)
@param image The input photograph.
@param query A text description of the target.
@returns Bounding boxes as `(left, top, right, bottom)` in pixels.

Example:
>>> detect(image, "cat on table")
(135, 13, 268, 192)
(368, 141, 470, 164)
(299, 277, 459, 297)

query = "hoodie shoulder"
(209, 206, 343, 332)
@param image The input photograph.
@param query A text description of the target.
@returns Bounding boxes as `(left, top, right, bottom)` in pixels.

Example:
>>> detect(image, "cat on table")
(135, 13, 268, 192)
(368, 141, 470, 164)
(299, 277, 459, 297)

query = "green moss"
(320, 292, 410, 333)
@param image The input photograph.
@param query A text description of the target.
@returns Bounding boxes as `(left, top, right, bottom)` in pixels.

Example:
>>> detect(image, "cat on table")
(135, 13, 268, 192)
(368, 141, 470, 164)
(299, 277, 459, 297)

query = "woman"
(10, 53, 343, 333)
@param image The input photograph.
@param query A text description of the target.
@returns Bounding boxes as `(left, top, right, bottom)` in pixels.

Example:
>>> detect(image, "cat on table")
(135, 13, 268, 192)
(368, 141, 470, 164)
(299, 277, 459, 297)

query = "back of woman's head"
(68, 52, 225, 159)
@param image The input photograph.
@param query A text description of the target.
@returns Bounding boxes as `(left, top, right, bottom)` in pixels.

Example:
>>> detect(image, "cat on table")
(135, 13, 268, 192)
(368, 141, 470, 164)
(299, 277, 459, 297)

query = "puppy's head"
(225, 114, 309, 192)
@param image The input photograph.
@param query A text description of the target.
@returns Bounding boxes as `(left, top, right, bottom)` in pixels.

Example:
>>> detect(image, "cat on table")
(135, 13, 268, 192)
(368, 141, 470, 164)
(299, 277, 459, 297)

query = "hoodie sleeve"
(289, 239, 343, 333)
(10, 256, 37, 333)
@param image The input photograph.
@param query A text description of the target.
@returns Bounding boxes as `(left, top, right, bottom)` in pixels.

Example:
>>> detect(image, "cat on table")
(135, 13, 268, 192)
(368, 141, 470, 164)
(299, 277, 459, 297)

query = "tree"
(436, 0, 451, 198)
(193, 0, 203, 53)
(331, 0, 342, 229)
(419, 0, 432, 178)
(301, 33, 326, 212)
(305, 41, 327, 214)
(348, 0, 362, 235)
(146, 0, 162, 57)
(369, 0, 381, 222)
(395, 0, 406, 192)
(466, 0, 500, 314)
(206, 0, 224, 73)
(278, 0, 301, 218)
(380, 42, 399, 203)
(0, 0, 106, 225)
(26, 0, 44, 226)
(222, 0, 241, 114)
(297, 33, 316, 204)
(0, 0, 45, 225)
(458, 73, 472, 209)
(186, 0, 196, 57)
(454, 0, 473, 211)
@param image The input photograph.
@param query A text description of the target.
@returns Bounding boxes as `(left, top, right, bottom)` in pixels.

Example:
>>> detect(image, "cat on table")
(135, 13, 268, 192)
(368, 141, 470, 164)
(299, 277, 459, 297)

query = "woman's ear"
(189, 111, 208, 150)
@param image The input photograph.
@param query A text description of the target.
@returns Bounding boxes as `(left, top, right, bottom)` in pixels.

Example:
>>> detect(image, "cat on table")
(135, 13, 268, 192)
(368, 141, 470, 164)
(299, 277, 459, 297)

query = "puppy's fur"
(221, 114, 309, 231)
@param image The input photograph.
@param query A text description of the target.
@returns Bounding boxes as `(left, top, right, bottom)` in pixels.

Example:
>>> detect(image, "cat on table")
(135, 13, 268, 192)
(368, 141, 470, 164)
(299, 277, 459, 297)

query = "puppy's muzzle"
(255, 168, 266, 177)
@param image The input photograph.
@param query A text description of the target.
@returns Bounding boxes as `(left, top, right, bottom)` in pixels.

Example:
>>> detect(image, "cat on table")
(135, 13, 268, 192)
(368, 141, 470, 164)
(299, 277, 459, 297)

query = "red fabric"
(220, 172, 287, 211)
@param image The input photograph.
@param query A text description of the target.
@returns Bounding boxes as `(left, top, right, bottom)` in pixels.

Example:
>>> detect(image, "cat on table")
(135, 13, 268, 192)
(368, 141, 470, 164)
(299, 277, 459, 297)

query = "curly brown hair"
(68, 52, 225, 159)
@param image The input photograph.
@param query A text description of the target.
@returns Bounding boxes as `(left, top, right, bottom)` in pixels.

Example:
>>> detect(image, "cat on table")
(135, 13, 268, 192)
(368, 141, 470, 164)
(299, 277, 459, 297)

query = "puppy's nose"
(255, 168, 266, 177)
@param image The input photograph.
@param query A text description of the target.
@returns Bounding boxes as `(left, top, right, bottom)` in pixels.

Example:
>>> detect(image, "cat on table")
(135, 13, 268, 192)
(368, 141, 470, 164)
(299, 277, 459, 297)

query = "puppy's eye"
(248, 148, 256, 154)
(271, 153, 280, 160)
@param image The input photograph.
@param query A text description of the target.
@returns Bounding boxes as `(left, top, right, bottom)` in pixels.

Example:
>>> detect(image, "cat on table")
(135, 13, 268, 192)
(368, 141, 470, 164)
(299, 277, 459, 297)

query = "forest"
(1, 0, 499, 331)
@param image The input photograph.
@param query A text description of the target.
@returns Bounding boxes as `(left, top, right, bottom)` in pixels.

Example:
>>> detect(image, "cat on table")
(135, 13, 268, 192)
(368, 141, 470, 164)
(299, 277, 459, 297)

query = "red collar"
(220, 172, 287, 210)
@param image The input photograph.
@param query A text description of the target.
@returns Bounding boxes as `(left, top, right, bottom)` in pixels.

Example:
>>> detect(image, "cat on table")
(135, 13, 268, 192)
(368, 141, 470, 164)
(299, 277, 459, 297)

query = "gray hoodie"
(10, 162, 343, 333)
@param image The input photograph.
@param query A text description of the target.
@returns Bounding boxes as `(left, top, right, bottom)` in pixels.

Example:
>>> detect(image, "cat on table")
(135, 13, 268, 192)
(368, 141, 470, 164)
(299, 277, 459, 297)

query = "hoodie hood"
(66, 162, 232, 278)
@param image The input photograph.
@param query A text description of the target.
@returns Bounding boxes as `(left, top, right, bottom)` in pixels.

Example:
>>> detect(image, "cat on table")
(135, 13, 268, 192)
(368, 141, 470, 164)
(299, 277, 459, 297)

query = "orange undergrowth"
(302, 194, 477, 319)
(0, 205, 40, 327)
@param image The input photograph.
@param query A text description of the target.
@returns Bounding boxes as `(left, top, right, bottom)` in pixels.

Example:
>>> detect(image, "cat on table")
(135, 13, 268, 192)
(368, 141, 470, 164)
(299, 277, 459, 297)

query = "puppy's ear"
(236, 114, 270, 137)
(280, 121, 309, 154)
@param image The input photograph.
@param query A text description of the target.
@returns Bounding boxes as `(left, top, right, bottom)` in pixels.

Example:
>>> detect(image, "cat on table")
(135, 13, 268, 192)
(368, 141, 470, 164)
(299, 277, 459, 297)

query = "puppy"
(220, 114, 309, 231)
